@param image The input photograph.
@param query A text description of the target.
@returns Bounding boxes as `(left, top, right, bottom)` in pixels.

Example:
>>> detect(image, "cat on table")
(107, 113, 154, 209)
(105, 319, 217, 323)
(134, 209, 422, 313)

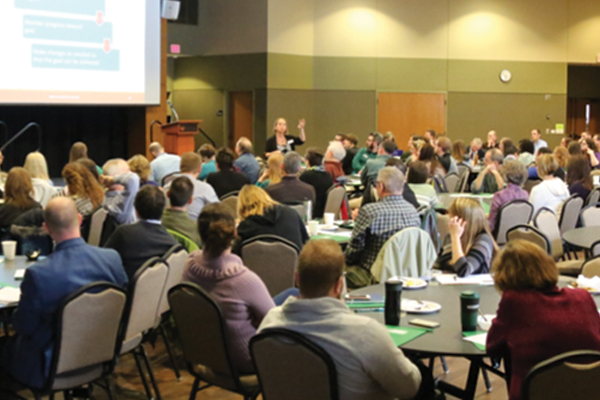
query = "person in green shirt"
(162, 176, 202, 245)
(351, 132, 383, 174)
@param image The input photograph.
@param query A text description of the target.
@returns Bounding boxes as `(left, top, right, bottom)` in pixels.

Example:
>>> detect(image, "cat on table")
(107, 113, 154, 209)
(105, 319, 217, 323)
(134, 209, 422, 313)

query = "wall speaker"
(161, 0, 181, 20)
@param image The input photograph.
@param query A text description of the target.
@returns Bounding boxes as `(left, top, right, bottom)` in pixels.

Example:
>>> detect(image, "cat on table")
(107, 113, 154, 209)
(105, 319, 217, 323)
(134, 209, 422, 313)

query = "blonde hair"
(536, 154, 559, 178)
(238, 185, 279, 219)
(553, 146, 570, 169)
(266, 153, 284, 186)
(272, 118, 287, 134)
(24, 151, 50, 180)
(127, 154, 151, 182)
(448, 198, 498, 255)
(492, 240, 558, 292)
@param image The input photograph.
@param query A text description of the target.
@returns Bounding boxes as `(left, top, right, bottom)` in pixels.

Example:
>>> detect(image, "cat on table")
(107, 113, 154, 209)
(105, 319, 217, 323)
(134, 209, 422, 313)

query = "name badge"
(363, 154, 368, 159)
(287, 139, 294, 145)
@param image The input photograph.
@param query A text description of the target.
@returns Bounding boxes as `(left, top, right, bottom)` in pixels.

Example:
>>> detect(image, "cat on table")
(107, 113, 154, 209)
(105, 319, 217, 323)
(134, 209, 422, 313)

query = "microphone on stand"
(166, 99, 179, 123)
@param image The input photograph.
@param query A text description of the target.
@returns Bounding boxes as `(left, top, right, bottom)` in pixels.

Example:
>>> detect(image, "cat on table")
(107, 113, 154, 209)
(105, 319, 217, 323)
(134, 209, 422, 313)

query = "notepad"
(386, 326, 429, 346)
(0, 287, 21, 304)
(463, 331, 487, 351)
(436, 274, 494, 286)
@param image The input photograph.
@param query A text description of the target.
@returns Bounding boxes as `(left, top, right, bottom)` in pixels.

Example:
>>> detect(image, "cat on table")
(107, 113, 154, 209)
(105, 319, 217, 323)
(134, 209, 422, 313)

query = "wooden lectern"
(161, 120, 202, 155)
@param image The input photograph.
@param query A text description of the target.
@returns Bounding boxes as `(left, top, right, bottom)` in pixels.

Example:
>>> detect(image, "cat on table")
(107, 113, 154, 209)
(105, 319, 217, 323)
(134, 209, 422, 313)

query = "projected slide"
(0, 0, 160, 105)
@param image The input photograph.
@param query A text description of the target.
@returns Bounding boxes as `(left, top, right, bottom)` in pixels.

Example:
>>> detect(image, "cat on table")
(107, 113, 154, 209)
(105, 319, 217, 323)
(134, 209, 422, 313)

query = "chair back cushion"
(53, 283, 126, 383)
(221, 196, 239, 219)
(241, 237, 298, 296)
(559, 195, 584, 234)
(533, 208, 563, 258)
(495, 200, 533, 245)
(507, 225, 551, 254)
(158, 245, 188, 316)
(87, 207, 108, 246)
(122, 258, 169, 347)
(324, 186, 345, 219)
(444, 172, 460, 193)
(169, 283, 235, 375)
(523, 350, 600, 400)
(251, 329, 338, 400)
(585, 188, 600, 206)
(581, 256, 600, 278)
(580, 203, 600, 227)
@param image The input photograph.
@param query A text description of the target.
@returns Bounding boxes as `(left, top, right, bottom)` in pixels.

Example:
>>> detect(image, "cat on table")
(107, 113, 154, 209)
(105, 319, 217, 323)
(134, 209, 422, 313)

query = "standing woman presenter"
(265, 118, 306, 158)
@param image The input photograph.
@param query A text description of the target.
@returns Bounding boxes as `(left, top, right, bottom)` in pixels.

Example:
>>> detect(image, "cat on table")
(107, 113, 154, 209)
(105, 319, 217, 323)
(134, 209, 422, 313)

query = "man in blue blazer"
(0, 197, 128, 388)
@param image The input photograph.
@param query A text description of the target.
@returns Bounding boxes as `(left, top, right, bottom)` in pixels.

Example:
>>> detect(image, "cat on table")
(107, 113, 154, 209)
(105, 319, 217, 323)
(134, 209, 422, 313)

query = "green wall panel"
(376, 58, 448, 92)
(313, 57, 377, 90)
(173, 89, 227, 149)
(268, 53, 314, 89)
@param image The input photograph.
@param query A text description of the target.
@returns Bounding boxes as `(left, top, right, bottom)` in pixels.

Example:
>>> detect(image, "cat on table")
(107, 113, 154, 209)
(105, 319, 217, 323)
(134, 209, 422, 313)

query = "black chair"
(168, 283, 261, 400)
(250, 328, 339, 400)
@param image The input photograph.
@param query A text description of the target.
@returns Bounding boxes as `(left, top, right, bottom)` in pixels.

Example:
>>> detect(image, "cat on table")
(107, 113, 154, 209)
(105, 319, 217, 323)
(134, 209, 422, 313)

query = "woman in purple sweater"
(182, 203, 275, 373)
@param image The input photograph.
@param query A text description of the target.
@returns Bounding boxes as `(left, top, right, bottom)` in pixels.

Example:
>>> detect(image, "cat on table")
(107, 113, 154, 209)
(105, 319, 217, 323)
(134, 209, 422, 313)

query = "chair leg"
(440, 356, 449, 374)
(482, 367, 492, 392)
(188, 377, 200, 400)
(160, 323, 181, 380)
(63, 390, 74, 400)
(140, 344, 162, 400)
(105, 377, 116, 400)
(133, 350, 153, 400)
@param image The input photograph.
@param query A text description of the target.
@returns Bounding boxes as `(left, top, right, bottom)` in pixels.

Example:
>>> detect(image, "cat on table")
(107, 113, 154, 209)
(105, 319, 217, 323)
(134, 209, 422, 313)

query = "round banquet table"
(351, 277, 594, 399)
(562, 226, 600, 250)
(436, 193, 493, 212)
(0, 256, 37, 308)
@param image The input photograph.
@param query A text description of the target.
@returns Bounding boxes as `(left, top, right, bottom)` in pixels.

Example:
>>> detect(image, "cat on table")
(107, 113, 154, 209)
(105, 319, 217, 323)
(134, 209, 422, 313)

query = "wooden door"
(228, 91, 253, 149)
(567, 98, 600, 135)
(377, 93, 446, 148)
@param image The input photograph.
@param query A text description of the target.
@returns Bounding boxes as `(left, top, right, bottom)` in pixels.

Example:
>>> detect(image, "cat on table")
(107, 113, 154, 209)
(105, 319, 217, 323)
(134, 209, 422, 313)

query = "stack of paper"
(436, 274, 494, 286)
(0, 287, 21, 304)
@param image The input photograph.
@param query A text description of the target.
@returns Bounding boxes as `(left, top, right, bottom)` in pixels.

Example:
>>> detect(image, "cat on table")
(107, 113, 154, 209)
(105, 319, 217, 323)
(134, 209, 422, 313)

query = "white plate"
(391, 277, 427, 290)
(319, 225, 338, 231)
(401, 299, 441, 314)
(568, 285, 600, 295)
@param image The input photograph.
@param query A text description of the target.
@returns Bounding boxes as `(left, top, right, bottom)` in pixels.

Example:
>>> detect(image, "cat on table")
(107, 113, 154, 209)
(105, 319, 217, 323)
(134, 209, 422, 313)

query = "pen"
(354, 308, 384, 313)
(478, 309, 488, 322)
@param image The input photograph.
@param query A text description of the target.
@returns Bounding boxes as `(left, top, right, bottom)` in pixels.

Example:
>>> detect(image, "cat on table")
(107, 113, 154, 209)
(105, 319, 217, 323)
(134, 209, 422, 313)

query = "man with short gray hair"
(234, 137, 260, 183)
(149, 142, 181, 185)
(345, 167, 421, 288)
(471, 148, 505, 194)
(266, 151, 316, 206)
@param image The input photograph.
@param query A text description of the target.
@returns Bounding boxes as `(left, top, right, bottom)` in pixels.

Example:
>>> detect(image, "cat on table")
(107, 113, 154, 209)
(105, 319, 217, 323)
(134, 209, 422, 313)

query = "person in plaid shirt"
(345, 166, 421, 288)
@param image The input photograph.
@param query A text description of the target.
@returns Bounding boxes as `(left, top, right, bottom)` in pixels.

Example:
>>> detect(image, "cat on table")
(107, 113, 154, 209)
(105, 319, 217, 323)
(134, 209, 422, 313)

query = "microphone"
(166, 99, 179, 123)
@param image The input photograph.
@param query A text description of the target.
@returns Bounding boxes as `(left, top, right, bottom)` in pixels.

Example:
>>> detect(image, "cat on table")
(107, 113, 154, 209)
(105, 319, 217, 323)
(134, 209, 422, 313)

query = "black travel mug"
(385, 279, 404, 326)
(460, 291, 480, 332)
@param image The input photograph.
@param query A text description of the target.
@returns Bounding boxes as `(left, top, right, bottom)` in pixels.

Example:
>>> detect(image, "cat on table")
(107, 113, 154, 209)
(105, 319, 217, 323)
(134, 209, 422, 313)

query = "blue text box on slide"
(15, 0, 105, 16)
(32, 44, 119, 72)
(24, 15, 113, 43)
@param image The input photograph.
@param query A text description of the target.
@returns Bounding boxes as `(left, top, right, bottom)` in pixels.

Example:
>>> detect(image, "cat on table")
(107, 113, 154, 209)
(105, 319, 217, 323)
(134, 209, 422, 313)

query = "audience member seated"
(23, 151, 55, 207)
(164, 152, 219, 220)
(0, 168, 42, 233)
(257, 153, 283, 189)
(323, 140, 346, 180)
(75, 158, 101, 182)
(258, 239, 423, 400)
(568, 140, 582, 156)
(265, 117, 307, 158)
(206, 147, 250, 198)
(580, 138, 600, 169)
(487, 240, 600, 400)
(517, 139, 535, 166)
(341, 133, 359, 175)
(488, 160, 529, 232)
(467, 138, 485, 164)
(198, 144, 217, 181)
(361, 140, 394, 186)
(0, 197, 128, 388)
(234, 185, 308, 254)
(452, 140, 468, 166)
(471, 149, 504, 194)
(566, 155, 593, 201)
(299, 148, 334, 219)
(436, 136, 457, 174)
(70, 141, 102, 175)
(406, 136, 425, 165)
(529, 154, 569, 215)
(345, 167, 420, 288)
(334, 133, 346, 142)
(418, 143, 446, 177)
(384, 158, 420, 209)
(407, 161, 438, 209)
(183, 203, 276, 373)
(503, 144, 519, 161)
(266, 152, 316, 206)
(424, 129, 436, 145)
(530, 128, 548, 155)
(527, 147, 565, 180)
(560, 136, 572, 149)
(553, 145, 570, 174)
(149, 141, 181, 185)
(483, 130, 498, 150)
(498, 137, 513, 155)
(104, 185, 177, 281)
(162, 176, 201, 245)
(128, 154, 158, 187)
(352, 132, 383, 173)
(60, 162, 105, 217)
(434, 198, 497, 277)
(234, 137, 261, 184)
(101, 159, 140, 225)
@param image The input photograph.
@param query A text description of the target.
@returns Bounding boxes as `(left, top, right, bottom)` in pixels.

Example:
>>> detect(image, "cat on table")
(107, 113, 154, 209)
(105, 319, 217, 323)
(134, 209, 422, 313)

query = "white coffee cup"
(323, 212, 335, 226)
(308, 220, 320, 236)
(2, 240, 17, 261)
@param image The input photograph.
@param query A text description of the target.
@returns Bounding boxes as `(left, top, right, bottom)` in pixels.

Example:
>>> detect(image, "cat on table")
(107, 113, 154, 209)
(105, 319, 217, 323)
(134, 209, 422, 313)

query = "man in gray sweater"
(258, 239, 423, 400)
